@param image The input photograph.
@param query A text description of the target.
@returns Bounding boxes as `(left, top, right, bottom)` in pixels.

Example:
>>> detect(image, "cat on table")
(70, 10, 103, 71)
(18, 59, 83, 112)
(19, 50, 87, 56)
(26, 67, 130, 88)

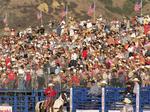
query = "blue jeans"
(18, 78, 25, 90)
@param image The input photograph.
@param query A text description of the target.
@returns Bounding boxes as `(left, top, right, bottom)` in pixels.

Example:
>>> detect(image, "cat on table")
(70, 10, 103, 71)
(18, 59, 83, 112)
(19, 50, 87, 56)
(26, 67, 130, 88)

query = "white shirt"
(87, 22, 92, 29)
(71, 53, 78, 60)
(122, 104, 134, 112)
(18, 68, 24, 75)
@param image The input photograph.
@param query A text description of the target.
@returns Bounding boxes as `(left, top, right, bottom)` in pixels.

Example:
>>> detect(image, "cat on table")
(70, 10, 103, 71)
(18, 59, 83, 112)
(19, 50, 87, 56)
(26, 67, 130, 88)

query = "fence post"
(136, 83, 140, 112)
(70, 88, 73, 112)
(102, 87, 106, 112)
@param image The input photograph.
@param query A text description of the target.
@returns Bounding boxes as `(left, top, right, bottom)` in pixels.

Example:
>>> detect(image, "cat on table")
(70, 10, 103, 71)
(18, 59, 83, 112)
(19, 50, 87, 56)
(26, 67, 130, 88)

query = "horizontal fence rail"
(71, 86, 150, 112)
(0, 87, 149, 112)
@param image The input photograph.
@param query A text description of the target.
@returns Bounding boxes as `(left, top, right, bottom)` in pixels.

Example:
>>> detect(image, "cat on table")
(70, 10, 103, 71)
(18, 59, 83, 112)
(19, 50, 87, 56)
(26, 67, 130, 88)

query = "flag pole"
(4, 12, 8, 27)
(66, 2, 68, 25)
(140, 0, 143, 16)
(93, 0, 96, 23)
(40, 11, 43, 26)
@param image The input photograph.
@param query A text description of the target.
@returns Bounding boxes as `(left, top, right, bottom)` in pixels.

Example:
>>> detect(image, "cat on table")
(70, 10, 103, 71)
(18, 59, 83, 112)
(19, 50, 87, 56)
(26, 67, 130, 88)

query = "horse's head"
(61, 92, 68, 103)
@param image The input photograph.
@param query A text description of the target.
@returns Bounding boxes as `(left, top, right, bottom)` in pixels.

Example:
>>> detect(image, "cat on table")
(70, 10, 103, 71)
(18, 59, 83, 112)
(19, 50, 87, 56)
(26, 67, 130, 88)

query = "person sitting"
(44, 83, 57, 112)
(121, 98, 133, 112)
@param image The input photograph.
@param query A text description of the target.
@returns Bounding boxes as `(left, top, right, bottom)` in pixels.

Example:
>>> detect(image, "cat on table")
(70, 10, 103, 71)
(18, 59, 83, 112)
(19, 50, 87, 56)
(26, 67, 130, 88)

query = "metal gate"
(0, 90, 44, 112)
(71, 87, 150, 112)
(0, 87, 150, 112)
(71, 87, 101, 112)
(140, 87, 150, 111)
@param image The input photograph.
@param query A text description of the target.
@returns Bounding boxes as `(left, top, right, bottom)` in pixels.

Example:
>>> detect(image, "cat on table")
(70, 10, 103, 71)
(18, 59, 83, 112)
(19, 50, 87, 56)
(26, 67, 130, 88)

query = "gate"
(140, 87, 150, 111)
(71, 87, 150, 112)
(0, 89, 45, 112)
(0, 86, 150, 112)
(71, 87, 101, 112)
(105, 87, 136, 112)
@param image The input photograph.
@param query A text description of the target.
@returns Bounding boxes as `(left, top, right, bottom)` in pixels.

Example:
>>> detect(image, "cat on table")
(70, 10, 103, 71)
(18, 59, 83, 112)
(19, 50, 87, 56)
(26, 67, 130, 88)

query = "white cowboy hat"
(101, 80, 107, 85)
(133, 78, 139, 82)
(26, 70, 30, 72)
(123, 98, 131, 104)
(48, 83, 54, 87)
(60, 70, 64, 73)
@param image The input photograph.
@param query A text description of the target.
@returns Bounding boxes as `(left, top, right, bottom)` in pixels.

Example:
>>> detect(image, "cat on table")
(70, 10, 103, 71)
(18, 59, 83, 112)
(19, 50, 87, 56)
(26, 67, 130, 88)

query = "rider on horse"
(44, 83, 57, 111)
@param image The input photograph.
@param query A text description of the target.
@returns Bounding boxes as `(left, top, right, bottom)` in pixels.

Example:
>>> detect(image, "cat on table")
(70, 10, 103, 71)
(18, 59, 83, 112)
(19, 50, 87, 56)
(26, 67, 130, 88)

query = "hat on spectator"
(101, 80, 107, 85)
(48, 83, 54, 87)
(123, 98, 131, 104)
(133, 78, 139, 82)
(26, 70, 30, 72)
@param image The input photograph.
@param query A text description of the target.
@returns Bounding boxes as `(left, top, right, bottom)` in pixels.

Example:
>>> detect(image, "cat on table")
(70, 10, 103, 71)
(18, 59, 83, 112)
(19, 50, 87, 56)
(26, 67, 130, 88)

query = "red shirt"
(44, 87, 57, 97)
(5, 57, 11, 68)
(8, 71, 16, 81)
(71, 75, 80, 86)
(25, 73, 31, 81)
(82, 50, 88, 59)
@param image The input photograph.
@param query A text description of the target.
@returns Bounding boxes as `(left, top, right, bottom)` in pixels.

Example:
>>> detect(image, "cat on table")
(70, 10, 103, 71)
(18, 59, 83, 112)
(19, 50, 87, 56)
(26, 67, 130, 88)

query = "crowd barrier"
(0, 87, 149, 112)
(0, 89, 44, 112)
(71, 86, 150, 112)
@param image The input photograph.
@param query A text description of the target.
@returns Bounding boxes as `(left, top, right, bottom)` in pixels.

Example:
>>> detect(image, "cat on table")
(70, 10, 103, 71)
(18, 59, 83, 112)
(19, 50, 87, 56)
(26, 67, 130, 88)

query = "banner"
(0, 106, 12, 112)
(60, 5, 67, 18)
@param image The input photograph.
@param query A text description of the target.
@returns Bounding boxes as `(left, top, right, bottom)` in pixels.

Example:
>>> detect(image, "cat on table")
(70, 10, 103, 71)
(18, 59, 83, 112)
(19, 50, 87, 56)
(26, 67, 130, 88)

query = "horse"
(53, 92, 68, 112)
(35, 92, 68, 112)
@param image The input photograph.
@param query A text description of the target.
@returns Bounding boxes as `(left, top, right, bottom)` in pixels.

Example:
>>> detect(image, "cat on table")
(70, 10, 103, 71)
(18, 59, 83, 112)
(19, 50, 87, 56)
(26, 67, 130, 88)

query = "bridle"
(61, 93, 68, 103)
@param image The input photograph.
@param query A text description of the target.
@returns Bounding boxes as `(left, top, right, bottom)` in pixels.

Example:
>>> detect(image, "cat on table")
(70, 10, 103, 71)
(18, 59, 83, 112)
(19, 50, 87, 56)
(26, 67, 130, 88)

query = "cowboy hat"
(123, 98, 131, 104)
(133, 78, 139, 82)
(48, 83, 54, 86)
(101, 80, 107, 85)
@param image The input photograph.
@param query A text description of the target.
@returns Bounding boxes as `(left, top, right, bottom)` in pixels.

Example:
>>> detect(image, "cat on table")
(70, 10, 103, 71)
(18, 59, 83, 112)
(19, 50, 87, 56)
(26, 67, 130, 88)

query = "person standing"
(18, 65, 25, 89)
(133, 78, 140, 112)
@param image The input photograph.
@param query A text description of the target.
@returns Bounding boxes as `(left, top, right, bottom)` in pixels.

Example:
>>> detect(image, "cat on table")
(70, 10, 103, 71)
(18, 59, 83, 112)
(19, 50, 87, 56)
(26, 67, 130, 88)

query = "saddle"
(44, 99, 55, 111)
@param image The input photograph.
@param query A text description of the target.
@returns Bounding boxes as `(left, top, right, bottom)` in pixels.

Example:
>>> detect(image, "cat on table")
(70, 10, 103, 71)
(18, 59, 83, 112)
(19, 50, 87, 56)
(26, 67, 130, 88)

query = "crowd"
(0, 14, 150, 91)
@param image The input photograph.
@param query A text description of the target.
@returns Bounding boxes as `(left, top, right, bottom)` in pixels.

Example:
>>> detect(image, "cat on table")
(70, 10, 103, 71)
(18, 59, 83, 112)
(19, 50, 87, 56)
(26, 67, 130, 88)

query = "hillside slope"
(0, 0, 150, 29)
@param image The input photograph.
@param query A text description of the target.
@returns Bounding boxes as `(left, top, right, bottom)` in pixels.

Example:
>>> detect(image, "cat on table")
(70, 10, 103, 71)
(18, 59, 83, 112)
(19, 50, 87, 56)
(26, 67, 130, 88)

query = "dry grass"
(112, 0, 127, 8)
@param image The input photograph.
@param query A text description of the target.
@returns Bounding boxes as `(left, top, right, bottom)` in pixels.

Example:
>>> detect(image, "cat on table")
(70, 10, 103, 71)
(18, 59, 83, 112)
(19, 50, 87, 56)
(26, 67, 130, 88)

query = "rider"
(44, 83, 57, 111)
(121, 98, 133, 112)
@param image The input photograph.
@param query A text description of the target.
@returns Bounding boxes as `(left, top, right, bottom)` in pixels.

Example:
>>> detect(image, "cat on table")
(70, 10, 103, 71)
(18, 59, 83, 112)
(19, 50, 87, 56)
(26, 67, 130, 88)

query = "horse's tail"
(35, 102, 39, 112)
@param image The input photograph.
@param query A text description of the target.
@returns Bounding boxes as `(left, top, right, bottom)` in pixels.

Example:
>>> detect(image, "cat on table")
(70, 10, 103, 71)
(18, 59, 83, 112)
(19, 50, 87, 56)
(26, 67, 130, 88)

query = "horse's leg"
(59, 106, 63, 112)
(49, 106, 54, 112)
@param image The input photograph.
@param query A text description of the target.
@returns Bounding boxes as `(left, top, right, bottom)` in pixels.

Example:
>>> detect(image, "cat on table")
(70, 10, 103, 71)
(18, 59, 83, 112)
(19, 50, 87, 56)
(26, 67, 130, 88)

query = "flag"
(87, 2, 95, 16)
(37, 11, 42, 20)
(134, 0, 142, 12)
(60, 5, 67, 18)
(3, 13, 8, 25)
